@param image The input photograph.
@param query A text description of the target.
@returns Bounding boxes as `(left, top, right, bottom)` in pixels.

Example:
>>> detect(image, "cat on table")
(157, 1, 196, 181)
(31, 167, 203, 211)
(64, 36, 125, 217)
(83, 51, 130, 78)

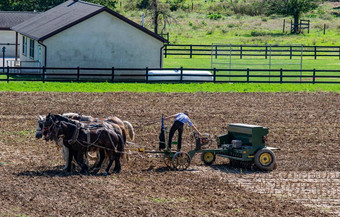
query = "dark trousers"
(168, 120, 184, 150)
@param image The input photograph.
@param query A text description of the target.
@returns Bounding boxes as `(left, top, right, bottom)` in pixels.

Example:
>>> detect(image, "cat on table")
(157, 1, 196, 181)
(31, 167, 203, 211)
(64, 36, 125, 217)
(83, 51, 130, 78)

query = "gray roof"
(11, 0, 167, 42)
(0, 11, 39, 30)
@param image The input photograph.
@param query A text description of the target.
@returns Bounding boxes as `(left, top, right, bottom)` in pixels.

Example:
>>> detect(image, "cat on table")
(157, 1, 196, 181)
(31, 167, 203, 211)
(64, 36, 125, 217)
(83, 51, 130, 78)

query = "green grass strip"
(0, 81, 339, 92)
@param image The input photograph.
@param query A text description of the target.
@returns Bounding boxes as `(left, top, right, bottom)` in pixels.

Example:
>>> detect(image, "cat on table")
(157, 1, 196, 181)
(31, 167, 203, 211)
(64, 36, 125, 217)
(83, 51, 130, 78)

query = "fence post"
(77, 66, 80, 83)
(6, 66, 9, 83)
(290, 20, 293, 33)
(111, 67, 115, 83)
(165, 45, 167, 58)
(280, 68, 283, 84)
(313, 68, 316, 84)
(215, 45, 218, 59)
(290, 45, 292, 59)
(323, 24, 326, 35)
(213, 68, 216, 83)
(283, 19, 285, 33)
(265, 46, 268, 59)
(308, 20, 310, 33)
(240, 45, 243, 59)
(42, 66, 45, 83)
(180, 66, 183, 82)
(190, 45, 192, 58)
(146, 67, 149, 82)
(314, 46, 317, 60)
(247, 68, 249, 83)
(299, 21, 301, 33)
(2, 46, 5, 73)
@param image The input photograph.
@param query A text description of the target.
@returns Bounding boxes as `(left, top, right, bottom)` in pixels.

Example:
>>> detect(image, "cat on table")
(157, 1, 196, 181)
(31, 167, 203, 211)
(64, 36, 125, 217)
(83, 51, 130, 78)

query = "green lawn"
(163, 55, 340, 83)
(0, 82, 339, 92)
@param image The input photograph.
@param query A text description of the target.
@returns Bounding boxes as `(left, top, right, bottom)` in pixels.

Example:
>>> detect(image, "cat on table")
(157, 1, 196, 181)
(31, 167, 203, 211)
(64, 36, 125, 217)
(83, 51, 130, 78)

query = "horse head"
(42, 113, 59, 141)
(35, 115, 45, 139)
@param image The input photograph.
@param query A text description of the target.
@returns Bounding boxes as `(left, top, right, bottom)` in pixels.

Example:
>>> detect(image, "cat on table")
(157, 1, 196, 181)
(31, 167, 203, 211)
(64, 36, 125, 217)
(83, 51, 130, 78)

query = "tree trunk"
(152, 0, 158, 34)
(293, 13, 300, 34)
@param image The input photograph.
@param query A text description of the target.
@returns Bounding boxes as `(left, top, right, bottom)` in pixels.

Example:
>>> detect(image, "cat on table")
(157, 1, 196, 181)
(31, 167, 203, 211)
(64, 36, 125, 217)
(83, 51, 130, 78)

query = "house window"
(22, 36, 27, 55)
(29, 39, 34, 58)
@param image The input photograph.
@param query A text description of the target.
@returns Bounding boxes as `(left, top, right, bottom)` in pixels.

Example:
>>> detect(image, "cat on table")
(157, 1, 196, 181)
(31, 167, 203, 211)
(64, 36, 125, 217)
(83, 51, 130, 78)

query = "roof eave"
(10, 30, 42, 41)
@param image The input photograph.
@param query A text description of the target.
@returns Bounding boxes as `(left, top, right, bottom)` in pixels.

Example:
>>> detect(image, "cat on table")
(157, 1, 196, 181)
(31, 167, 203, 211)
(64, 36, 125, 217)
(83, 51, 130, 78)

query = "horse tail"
(123, 121, 135, 141)
(116, 131, 127, 162)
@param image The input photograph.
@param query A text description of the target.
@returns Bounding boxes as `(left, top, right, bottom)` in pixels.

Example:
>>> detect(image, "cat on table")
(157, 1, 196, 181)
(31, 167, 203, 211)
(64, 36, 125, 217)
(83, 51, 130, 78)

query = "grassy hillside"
(117, 0, 340, 46)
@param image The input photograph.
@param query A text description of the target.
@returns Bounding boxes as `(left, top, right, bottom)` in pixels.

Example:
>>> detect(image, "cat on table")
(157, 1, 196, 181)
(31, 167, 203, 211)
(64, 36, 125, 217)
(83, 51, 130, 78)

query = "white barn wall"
(0, 30, 17, 57)
(44, 11, 163, 70)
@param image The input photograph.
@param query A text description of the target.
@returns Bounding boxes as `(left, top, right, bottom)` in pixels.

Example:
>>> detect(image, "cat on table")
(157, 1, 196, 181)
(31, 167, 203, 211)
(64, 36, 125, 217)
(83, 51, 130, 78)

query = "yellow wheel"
(259, 152, 272, 166)
(201, 152, 216, 166)
(254, 148, 276, 171)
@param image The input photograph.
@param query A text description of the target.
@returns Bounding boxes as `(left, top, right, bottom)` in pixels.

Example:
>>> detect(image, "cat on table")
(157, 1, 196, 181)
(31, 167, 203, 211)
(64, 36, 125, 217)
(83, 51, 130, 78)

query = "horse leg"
(74, 151, 89, 174)
(103, 151, 114, 176)
(112, 153, 121, 174)
(62, 145, 70, 171)
(112, 133, 124, 173)
(91, 149, 105, 174)
(64, 147, 74, 172)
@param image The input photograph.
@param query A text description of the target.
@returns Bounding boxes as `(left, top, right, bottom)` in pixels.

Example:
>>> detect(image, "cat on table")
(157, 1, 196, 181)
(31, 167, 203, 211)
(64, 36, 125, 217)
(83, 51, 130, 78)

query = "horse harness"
(51, 121, 118, 152)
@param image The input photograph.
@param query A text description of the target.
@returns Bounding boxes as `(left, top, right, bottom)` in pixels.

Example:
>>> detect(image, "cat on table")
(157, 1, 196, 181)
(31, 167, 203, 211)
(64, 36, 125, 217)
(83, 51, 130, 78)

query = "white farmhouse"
(0, 11, 38, 59)
(11, 0, 167, 78)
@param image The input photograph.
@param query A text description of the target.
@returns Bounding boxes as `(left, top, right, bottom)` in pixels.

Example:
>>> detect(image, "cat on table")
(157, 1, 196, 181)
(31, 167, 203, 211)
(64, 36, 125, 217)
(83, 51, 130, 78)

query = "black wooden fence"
(1, 66, 339, 84)
(164, 44, 340, 59)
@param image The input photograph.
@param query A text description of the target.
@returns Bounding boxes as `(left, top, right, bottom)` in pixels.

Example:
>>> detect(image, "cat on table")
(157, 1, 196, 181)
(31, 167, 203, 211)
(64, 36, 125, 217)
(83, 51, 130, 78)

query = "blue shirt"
(175, 113, 193, 126)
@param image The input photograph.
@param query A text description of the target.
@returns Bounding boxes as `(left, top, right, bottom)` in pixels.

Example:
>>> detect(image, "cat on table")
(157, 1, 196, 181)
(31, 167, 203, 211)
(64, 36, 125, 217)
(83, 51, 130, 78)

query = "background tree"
(266, 0, 320, 33)
(148, 0, 173, 34)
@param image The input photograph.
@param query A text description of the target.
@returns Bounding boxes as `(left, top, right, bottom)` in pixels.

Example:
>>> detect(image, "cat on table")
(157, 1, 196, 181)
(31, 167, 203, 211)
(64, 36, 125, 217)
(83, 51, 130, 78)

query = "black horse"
(48, 117, 125, 175)
(41, 114, 91, 172)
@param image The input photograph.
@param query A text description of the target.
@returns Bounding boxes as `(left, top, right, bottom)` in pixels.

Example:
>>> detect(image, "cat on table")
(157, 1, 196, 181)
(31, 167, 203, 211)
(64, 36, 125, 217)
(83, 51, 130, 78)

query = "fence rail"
(0, 66, 339, 84)
(164, 44, 340, 59)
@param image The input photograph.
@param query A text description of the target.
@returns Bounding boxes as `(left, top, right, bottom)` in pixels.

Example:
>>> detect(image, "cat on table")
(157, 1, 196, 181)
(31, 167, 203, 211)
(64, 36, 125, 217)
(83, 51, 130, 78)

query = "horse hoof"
(92, 169, 99, 174)
(80, 170, 89, 175)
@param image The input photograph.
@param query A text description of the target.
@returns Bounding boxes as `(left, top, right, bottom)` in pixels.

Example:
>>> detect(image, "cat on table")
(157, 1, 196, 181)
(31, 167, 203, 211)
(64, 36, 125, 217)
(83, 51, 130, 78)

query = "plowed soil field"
(0, 91, 339, 216)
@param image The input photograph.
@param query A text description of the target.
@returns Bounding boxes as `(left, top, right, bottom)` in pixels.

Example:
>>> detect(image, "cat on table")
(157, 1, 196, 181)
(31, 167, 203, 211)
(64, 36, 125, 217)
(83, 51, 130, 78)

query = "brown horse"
(47, 115, 125, 175)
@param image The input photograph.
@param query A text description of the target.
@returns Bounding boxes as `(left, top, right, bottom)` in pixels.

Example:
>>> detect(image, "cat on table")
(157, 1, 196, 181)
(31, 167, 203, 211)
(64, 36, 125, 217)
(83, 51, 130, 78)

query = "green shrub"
(250, 30, 267, 37)
(261, 17, 268, 22)
(206, 29, 214, 35)
(137, 0, 149, 9)
(227, 23, 236, 28)
(231, 1, 267, 16)
(207, 12, 223, 20)
(169, 0, 186, 11)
